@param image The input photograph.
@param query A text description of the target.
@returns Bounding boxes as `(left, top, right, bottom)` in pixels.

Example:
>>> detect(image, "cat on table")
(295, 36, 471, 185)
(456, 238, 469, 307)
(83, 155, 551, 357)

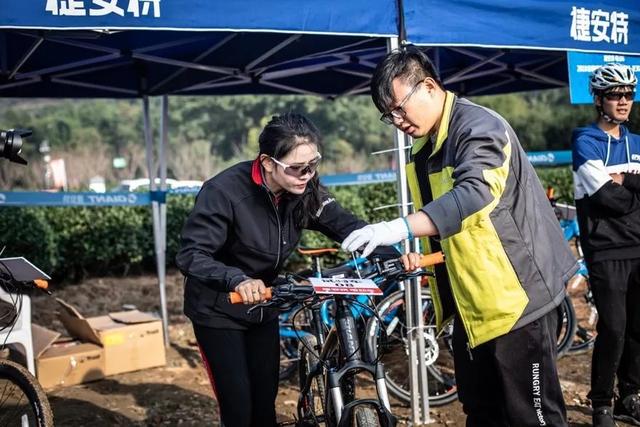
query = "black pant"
(588, 257, 640, 408)
(452, 309, 567, 427)
(193, 319, 280, 427)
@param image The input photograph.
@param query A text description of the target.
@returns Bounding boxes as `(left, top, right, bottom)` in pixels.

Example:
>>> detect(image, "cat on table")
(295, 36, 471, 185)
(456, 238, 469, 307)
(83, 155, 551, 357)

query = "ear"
(424, 77, 437, 91)
(594, 95, 602, 107)
(260, 154, 275, 173)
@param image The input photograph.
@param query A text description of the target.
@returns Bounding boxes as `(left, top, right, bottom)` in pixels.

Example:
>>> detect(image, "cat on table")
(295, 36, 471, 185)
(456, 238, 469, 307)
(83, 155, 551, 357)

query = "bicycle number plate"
(308, 277, 382, 295)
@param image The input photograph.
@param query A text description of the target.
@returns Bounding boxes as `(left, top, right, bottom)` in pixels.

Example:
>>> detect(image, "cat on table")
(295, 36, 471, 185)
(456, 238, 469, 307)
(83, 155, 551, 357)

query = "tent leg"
(388, 37, 433, 426)
(158, 95, 170, 348)
(143, 95, 170, 348)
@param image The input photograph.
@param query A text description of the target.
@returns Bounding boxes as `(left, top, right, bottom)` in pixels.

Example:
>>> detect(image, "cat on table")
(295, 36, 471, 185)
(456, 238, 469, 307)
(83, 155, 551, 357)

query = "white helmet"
(589, 63, 637, 94)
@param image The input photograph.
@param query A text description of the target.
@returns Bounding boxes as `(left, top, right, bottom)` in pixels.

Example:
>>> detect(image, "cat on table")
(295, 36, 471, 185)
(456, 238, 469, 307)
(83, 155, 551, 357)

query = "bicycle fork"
(327, 298, 396, 426)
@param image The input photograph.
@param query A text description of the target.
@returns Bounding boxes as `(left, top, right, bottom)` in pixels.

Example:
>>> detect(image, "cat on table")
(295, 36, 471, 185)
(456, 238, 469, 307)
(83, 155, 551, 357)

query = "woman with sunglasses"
(572, 63, 640, 427)
(176, 113, 396, 427)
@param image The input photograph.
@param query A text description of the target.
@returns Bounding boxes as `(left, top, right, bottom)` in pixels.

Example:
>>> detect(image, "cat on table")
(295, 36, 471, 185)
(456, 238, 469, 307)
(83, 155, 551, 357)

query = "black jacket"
(176, 160, 385, 329)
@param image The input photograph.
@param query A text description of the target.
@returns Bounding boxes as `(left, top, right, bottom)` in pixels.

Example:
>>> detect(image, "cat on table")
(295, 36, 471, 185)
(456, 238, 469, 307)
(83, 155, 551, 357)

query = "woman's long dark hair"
(259, 113, 327, 228)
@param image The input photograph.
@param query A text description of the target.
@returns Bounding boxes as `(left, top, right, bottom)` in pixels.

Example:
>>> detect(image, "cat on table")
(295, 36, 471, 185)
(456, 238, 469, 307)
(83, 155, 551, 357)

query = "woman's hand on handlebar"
(234, 278, 268, 304)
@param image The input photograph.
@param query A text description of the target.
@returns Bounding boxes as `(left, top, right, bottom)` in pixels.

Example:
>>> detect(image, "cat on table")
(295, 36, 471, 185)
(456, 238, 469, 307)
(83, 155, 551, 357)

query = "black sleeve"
(590, 180, 640, 215)
(307, 196, 400, 258)
(175, 183, 249, 292)
(623, 173, 640, 193)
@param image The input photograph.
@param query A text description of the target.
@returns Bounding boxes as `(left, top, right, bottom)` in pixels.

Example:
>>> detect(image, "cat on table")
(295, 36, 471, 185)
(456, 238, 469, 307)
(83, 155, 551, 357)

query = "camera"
(0, 129, 31, 165)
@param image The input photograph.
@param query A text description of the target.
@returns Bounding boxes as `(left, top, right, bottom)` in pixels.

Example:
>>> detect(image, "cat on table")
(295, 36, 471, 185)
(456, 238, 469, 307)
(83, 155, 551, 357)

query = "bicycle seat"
(297, 247, 339, 256)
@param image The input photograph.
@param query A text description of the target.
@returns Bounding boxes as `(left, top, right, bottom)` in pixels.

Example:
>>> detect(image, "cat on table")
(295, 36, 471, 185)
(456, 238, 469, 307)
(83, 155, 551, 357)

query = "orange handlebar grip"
(229, 287, 273, 304)
(33, 279, 49, 290)
(419, 251, 445, 268)
(546, 186, 555, 200)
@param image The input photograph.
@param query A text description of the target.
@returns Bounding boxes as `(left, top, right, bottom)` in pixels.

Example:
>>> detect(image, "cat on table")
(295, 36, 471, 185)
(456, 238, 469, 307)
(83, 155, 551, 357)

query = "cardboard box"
(56, 299, 166, 376)
(32, 324, 105, 389)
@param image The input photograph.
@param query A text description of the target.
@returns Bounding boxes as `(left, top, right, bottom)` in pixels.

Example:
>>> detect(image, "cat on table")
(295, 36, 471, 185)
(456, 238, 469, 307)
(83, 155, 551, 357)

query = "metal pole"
(142, 96, 170, 347)
(387, 37, 432, 425)
(158, 95, 170, 347)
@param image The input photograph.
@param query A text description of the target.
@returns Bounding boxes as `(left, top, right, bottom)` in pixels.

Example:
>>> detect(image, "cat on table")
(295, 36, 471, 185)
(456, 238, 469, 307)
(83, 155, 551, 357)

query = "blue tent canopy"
(5, 1, 398, 35)
(405, 0, 640, 54)
(2, 1, 639, 98)
(400, 1, 639, 95)
(2, 1, 638, 98)
(0, 0, 398, 98)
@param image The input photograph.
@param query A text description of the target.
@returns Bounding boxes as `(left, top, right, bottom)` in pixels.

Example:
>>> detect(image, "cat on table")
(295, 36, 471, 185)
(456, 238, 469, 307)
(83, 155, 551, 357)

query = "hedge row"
(0, 167, 572, 280)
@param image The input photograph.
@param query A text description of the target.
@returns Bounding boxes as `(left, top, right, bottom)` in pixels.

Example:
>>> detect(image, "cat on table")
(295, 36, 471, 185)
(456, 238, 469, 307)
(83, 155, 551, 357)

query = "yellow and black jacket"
(407, 92, 578, 348)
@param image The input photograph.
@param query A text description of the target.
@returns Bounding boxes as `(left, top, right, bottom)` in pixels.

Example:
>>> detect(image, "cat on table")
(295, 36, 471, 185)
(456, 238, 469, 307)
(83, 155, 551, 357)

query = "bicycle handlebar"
(227, 251, 445, 305)
(418, 251, 445, 267)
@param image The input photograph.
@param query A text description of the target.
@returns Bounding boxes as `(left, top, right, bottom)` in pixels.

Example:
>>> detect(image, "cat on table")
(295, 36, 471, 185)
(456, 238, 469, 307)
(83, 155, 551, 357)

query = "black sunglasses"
(270, 154, 322, 178)
(604, 91, 635, 102)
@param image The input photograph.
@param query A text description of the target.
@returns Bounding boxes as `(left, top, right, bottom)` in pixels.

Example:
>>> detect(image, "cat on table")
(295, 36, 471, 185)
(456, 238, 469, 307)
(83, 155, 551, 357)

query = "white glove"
(341, 218, 410, 257)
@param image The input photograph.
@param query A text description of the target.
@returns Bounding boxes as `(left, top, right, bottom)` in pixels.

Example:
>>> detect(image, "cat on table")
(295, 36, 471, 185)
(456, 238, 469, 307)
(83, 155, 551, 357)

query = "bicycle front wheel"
(567, 275, 597, 354)
(556, 295, 577, 358)
(353, 406, 381, 427)
(366, 288, 457, 407)
(0, 359, 54, 427)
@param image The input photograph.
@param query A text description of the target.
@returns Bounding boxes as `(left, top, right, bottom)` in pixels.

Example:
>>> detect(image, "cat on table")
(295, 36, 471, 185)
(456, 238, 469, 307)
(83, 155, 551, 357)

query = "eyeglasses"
(270, 154, 322, 178)
(604, 91, 635, 102)
(380, 80, 423, 125)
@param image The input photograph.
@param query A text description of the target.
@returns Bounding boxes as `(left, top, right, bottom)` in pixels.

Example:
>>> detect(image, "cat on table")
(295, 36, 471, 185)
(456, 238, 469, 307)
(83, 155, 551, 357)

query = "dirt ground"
(27, 270, 603, 426)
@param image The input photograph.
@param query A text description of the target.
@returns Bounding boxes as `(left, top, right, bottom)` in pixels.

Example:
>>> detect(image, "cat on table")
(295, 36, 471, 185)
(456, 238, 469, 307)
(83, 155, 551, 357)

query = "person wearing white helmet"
(572, 63, 640, 427)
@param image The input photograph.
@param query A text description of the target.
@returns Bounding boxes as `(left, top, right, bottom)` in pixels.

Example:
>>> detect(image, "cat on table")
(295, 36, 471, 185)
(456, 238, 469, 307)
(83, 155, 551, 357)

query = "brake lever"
(246, 299, 280, 315)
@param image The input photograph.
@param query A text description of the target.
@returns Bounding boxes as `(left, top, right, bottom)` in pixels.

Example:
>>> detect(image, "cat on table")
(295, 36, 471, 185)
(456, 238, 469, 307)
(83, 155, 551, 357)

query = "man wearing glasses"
(572, 64, 640, 427)
(342, 46, 577, 426)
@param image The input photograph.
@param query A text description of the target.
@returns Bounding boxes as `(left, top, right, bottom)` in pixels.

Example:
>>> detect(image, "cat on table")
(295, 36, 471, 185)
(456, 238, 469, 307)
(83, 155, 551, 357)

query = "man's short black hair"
(371, 46, 443, 113)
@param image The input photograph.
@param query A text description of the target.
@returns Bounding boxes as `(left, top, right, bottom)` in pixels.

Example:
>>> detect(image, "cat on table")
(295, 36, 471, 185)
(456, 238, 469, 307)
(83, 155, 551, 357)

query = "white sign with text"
(309, 277, 382, 296)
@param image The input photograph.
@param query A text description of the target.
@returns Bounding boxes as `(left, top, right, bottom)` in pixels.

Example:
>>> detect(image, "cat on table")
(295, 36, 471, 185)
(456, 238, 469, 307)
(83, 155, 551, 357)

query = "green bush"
(0, 207, 58, 273)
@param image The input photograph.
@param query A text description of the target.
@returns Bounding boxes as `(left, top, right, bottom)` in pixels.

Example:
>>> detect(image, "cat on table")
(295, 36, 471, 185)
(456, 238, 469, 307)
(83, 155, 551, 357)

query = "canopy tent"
(2, 1, 640, 423)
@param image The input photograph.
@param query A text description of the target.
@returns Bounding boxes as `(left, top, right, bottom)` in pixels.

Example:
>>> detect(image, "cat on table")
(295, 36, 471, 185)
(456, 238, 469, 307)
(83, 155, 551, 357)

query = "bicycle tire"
(353, 406, 381, 427)
(567, 276, 597, 354)
(298, 335, 325, 424)
(556, 295, 577, 358)
(0, 359, 54, 427)
(365, 288, 457, 407)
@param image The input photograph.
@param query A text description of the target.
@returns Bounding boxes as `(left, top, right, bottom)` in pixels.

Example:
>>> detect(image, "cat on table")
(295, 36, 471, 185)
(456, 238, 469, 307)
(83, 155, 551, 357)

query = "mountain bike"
(229, 253, 446, 426)
(0, 258, 54, 427)
(284, 249, 457, 407)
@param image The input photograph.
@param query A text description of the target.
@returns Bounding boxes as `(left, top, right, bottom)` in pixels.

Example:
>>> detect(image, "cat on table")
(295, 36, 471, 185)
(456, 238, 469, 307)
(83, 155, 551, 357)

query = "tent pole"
(388, 37, 433, 425)
(143, 96, 169, 347)
(158, 95, 170, 348)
